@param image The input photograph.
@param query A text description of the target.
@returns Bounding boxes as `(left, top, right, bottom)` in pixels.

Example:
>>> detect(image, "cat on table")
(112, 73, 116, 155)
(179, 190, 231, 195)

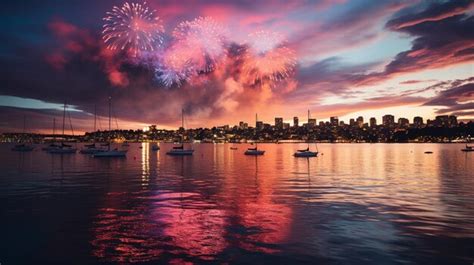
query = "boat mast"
(307, 110, 310, 149)
(94, 104, 97, 132)
(53, 118, 56, 142)
(181, 108, 184, 144)
(108, 97, 111, 151)
(62, 101, 66, 142)
(255, 113, 258, 149)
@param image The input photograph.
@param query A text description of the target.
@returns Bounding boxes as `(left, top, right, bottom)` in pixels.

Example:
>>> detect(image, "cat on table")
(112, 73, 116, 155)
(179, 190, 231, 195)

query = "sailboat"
(244, 113, 265, 155)
(151, 142, 160, 151)
(166, 109, 194, 156)
(48, 103, 77, 154)
(42, 118, 61, 151)
(294, 110, 318, 157)
(80, 105, 106, 154)
(12, 116, 34, 152)
(93, 97, 127, 157)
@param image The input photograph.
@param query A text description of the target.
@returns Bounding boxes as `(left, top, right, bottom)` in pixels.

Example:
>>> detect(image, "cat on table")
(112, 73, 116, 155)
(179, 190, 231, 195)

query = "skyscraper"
(413, 116, 423, 128)
(330, 116, 339, 127)
(293, 116, 299, 128)
(398, 118, 409, 128)
(356, 116, 364, 128)
(370, 117, 376, 127)
(383, 115, 395, 127)
(275, 117, 283, 129)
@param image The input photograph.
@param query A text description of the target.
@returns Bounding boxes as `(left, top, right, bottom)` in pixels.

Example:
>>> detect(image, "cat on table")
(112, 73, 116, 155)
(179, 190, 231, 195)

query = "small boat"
(294, 147, 318, 157)
(151, 144, 160, 151)
(166, 109, 194, 156)
(424, 151, 433, 154)
(294, 110, 318, 158)
(80, 143, 105, 154)
(93, 97, 127, 158)
(93, 148, 127, 157)
(244, 113, 265, 156)
(230, 147, 238, 150)
(11, 116, 34, 152)
(48, 143, 77, 154)
(244, 147, 265, 156)
(461, 145, 473, 152)
(42, 143, 61, 151)
(12, 144, 34, 152)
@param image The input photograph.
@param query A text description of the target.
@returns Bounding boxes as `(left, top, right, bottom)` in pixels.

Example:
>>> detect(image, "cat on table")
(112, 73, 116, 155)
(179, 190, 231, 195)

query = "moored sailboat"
(93, 97, 127, 158)
(245, 113, 265, 156)
(12, 116, 34, 152)
(167, 109, 194, 156)
(294, 110, 318, 157)
(48, 102, 77, 154)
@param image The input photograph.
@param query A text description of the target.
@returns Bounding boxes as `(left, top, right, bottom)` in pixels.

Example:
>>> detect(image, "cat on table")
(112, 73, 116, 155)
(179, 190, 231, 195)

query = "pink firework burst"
(102, 2, 165, 55)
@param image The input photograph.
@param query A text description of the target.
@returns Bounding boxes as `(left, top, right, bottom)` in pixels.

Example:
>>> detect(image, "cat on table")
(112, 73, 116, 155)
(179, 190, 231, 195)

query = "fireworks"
(242, 30, 296, 85)
(102, 2, 164, 55)
(173, 17, 229, 72)
(154, 43, 197, 87)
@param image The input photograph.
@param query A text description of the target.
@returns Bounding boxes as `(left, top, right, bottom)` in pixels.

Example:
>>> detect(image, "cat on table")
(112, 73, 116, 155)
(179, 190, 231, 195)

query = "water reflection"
(1, 143, 473, 264)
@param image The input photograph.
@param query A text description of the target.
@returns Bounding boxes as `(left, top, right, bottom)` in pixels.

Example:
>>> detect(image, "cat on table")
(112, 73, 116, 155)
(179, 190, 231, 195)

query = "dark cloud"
(423, 81, 474, 115)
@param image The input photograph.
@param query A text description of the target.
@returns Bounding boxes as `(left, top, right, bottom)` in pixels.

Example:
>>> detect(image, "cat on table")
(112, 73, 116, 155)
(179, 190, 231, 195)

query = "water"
(1, 143, 473, 264)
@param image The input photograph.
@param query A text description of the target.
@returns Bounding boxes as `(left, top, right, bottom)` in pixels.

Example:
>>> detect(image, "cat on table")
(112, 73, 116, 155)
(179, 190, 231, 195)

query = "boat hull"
(48, 148, 77, 154)
(151, 145, 160, 151)
(93, 150, 127, 157)
(461, 148, 474, 152)
(12, 145, 34, 152)
(294, 151, 318, 157)
(244, 150, 265, 155)
(166, 149, 194, 156)
(80, 148, 105, 154)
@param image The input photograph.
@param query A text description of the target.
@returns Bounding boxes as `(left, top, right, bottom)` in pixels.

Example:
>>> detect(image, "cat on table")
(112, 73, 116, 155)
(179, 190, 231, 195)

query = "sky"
(0, 0, 473, 133)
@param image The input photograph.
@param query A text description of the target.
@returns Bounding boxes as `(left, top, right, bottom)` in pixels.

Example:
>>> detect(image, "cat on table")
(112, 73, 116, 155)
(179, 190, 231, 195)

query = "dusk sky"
(1, 0, 473, 133)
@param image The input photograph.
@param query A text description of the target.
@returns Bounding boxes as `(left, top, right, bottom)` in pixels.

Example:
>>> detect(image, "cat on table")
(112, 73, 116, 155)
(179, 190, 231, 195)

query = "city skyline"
(0, 0, 473, 133)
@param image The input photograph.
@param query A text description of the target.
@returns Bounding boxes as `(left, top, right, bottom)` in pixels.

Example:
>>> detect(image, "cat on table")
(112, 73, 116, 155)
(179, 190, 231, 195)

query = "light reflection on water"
(0, 143, 473, 264)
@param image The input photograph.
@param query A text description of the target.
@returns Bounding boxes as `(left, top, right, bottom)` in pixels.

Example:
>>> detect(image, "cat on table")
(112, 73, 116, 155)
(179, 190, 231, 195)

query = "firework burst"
(173, 17, 228, 72)
(242, 30, 296, 85)
(102, 2, 165, 55)
(154, 43, 197, 87)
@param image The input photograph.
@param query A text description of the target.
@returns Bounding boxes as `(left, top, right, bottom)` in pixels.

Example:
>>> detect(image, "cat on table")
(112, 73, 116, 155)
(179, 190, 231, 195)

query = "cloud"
(423, 81, 474, 115)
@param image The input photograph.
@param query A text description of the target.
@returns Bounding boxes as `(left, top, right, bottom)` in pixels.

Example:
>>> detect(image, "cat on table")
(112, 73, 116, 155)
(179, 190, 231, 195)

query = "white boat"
(12, 144, 34, 152)
(294, 110, 318, 158)
(11, 116, 34, 152)
(167, 109, 194, 156)
(93, 97, 127, 158)
(244, 113, 265, 156)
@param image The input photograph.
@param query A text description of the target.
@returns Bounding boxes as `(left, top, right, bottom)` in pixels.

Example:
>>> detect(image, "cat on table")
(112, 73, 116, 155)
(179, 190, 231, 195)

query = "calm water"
(1, 143, 473, 264)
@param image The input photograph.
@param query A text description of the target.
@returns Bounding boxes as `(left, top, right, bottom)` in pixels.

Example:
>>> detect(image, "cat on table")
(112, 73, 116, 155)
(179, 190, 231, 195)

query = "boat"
(461, 145, 473, 152)
(80, 107, 105, 154)
(122, 141, 130, 147)
(11, 116, 34, 152)
(12, 144, 34, 152)
(80, 143, 105, 154)
(167, 109, 194, 156)
(294, 147, 318, 157)
(244, 113, 265, 156)
(424, 151, 433, 154)
(230, 146, 238, 150)
(48, 102, 77, 154)
(294, 110, 318, 158)
(151, 143, 160, 151)
(93, 97, 127, 158)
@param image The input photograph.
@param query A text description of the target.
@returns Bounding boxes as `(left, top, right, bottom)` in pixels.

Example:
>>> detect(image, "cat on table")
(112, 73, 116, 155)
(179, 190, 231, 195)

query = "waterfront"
(1, 143, 473, 264)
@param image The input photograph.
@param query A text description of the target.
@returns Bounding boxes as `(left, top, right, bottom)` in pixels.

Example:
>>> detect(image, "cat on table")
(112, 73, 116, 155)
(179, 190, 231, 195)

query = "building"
(356, 116, 364, 128)
(413, 116, 423, 128)
(256, 121, 263, 131)
(369, 117, 377, 127)
(293, 117, 299, 127)
(308, 118, 317, 128)
(383, 115, 395, 127)
(449, 115, 457, 127)
(398, 118, 409, 128)
(330, 116, 339, 127)
(349, 118, 356, 127)
(275, 117, 283, 130)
